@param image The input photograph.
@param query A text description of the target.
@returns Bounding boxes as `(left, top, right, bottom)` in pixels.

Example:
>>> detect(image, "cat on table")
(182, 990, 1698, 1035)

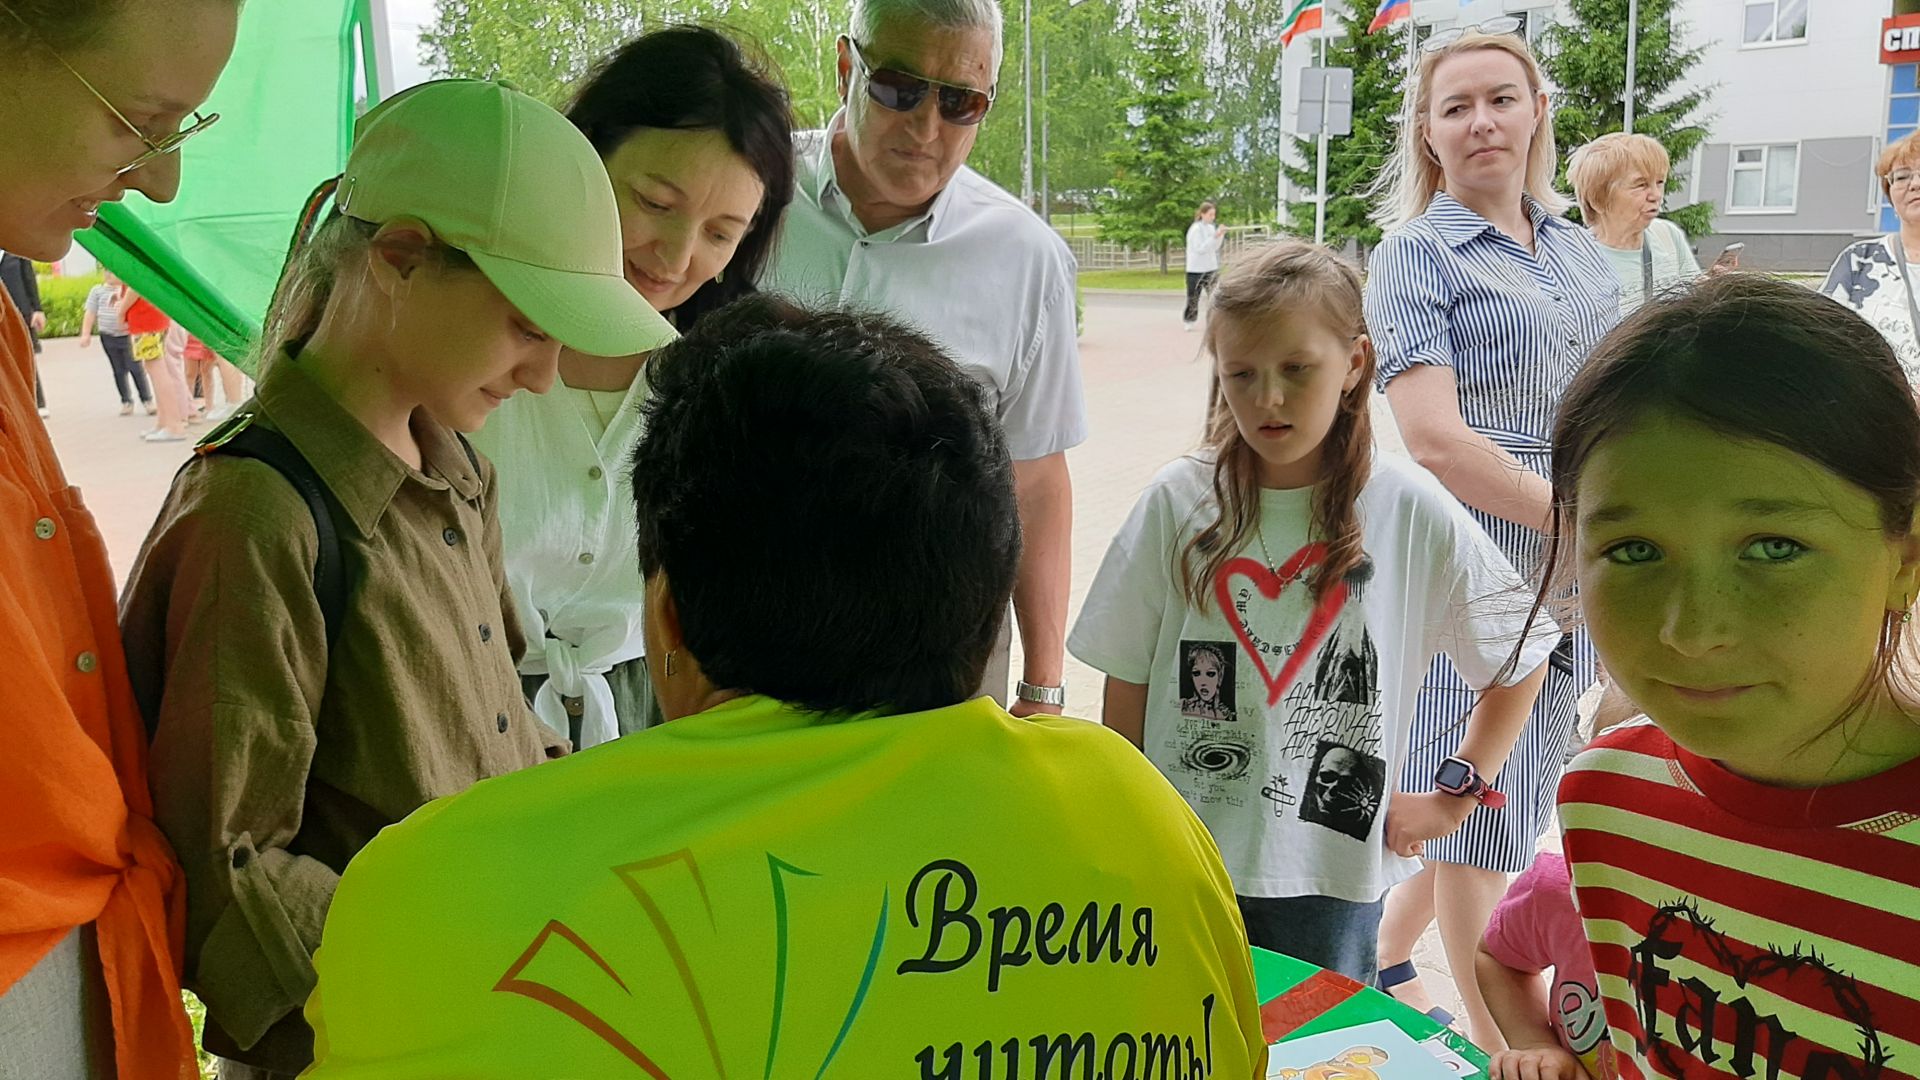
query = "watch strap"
(1437, 755, 1506, 808)
(1015, 680, 1066, 707)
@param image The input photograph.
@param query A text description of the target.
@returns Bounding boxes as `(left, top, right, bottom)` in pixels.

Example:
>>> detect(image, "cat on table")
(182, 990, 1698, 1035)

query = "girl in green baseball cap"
(120, 79, 670, 1079)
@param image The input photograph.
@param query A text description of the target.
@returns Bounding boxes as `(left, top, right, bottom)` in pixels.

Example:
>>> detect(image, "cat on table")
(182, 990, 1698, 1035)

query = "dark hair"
(567, 25, 795, 330)
(1512, 272, 1920, 717)
(631, 295, 1021, 715)
(1, 0, 108, 48)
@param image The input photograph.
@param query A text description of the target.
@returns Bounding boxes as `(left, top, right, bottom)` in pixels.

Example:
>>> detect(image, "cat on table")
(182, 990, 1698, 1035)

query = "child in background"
(79, 269, 154, 415)
(1477, 851, 1619, 1080)
(122, 289, 193, 441)
(1545, 274, 1920, 1078)
(1069, 241, 1555, 985)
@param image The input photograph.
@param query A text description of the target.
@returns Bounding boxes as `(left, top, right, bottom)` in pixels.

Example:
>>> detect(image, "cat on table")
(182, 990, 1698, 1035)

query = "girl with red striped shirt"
(1527, 273, 1920, 1080)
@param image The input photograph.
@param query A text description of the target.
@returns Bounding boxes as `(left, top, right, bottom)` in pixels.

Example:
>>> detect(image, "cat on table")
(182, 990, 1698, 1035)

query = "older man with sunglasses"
(767, 0, 1086, 718)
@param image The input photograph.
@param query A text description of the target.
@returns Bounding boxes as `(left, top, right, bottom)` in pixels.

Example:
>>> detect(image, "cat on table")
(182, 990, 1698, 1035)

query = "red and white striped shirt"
(1558, 720, 1920, 1080)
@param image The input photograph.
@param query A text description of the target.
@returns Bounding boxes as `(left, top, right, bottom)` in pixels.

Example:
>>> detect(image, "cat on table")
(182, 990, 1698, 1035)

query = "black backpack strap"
(456, 431, 481, 475)
(199, 418, 348, 649)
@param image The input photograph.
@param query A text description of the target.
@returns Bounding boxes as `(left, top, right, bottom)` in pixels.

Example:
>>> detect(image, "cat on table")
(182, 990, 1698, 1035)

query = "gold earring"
(664, 650, 678, 676)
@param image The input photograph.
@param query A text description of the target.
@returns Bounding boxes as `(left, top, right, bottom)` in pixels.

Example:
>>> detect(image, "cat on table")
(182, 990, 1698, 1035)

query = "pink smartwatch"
(1435, 756, 1506, 809)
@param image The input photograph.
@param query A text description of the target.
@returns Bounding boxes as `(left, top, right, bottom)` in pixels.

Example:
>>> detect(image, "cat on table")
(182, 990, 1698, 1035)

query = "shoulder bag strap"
(1640, 232, 1655, 302)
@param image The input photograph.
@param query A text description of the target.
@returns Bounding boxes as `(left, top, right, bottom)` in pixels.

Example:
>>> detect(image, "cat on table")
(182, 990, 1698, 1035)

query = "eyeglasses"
(1891, 169, 1918, 189)
(1, 0, 219, 176)
(844, 37, 995, 127)
(1421, 16, 1524, 53)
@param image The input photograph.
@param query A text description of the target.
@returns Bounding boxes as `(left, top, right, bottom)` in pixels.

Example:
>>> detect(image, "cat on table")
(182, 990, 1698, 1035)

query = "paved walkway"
(35, 290, 1461, 1018)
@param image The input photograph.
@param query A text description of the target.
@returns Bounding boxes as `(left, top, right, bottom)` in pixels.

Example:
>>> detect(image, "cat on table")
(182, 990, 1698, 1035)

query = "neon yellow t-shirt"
(304, 695, 1267, 1078)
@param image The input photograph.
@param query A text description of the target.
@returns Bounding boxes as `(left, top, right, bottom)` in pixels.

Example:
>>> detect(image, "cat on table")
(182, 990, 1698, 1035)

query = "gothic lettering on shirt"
(1629, 900, 1888, 1079)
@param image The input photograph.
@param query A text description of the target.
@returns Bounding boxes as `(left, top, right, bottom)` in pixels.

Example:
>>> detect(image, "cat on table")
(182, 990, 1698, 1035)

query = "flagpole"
(1315, 26, 1330, 245)
(1404, 9, 1416, 86)
(1623, 0, 1640, 132)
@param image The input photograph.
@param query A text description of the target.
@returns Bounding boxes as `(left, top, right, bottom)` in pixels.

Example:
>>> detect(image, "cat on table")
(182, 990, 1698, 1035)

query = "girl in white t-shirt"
(1069, 240, 1555, 986)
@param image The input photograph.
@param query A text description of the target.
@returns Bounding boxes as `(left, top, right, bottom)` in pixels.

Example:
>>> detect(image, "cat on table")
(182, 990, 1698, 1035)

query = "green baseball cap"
(336, 79, 676, 358)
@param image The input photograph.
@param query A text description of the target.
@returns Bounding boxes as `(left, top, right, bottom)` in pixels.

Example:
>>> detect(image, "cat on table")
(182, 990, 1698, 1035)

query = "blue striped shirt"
(1365, 192, 1620, 456)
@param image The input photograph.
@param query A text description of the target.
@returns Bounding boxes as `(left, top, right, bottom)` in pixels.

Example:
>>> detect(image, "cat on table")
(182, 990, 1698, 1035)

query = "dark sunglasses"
(844, 37, 995, 127)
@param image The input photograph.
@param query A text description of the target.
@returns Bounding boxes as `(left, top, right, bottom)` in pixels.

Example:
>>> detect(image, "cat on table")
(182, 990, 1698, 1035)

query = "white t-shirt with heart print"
(1069, 452, 1558, 902)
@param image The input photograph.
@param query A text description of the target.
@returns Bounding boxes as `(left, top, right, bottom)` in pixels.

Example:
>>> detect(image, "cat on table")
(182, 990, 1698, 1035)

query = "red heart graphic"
(1214, 548, 1351, 708)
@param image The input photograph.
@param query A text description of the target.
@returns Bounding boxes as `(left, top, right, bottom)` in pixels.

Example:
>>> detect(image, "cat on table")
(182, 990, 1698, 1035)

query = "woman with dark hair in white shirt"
(473, 25, 795, 748)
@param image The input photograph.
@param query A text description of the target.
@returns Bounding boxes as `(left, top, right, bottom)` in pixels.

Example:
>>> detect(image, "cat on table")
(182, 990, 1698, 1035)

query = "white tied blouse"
(470, 375, 651, 749)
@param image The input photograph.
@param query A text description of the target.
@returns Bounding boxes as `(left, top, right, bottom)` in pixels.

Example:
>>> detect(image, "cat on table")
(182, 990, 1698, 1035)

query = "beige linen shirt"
(119, 356, 568, 1072)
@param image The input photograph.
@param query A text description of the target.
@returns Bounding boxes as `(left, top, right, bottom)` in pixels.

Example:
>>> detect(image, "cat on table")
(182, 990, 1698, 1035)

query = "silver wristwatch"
(1015, 680, 1066, 707)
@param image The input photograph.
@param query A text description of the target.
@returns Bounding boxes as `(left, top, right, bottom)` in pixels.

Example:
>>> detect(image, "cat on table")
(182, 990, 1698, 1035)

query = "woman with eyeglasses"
(472, 25, 793, 748)
(1361, 23, 1619, 1050)
(0, 1, 239, 1077)
(1822, 130, 1920, 387)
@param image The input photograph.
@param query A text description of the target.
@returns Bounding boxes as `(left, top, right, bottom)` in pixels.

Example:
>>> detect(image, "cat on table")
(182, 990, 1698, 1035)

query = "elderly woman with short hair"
(1567, 132, 1700, 315)
(1822, 130, 1920, 385)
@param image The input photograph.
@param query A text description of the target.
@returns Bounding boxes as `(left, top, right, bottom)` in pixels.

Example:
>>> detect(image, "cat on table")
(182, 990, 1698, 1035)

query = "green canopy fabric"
(77, 0, 378, 372)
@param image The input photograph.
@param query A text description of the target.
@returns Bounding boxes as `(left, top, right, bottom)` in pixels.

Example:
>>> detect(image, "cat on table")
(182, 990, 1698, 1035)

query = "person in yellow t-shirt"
(303, 296, 1268, 1079)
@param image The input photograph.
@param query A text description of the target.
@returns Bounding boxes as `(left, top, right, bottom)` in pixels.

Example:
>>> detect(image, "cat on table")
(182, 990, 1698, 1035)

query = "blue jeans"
(1237, 894, 1385, 984)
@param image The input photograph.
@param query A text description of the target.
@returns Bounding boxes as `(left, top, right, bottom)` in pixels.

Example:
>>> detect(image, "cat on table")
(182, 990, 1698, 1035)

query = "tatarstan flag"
(1279, 0, 1324, 46)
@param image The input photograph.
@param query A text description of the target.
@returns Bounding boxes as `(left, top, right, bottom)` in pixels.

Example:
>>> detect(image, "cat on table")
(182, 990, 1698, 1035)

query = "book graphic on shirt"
(1179, 639, 1238, 722)
(493, 849, 890, 1077)
(492, 849, 1239, 1076)
(1266, 1019, 1461, 1080)
(1626, 898, 1890, 1079)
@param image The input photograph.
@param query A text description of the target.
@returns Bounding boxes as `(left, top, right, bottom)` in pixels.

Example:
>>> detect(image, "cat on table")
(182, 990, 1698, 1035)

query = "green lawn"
(1049, 218, 1103, 237)
(1076, 268, 1187, 291)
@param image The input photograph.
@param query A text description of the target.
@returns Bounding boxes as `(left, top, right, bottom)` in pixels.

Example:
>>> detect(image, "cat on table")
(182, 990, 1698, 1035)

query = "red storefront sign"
(1884, 13, 1920, 65)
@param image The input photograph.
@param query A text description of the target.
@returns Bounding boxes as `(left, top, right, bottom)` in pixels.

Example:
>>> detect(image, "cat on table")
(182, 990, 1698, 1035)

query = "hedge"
(35, 273, 103, 339)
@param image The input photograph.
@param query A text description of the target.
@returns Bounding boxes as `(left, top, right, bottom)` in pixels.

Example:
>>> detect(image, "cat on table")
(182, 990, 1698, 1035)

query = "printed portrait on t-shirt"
(1178, 640, 1237, 722)
(1298, 739, 1385, 842)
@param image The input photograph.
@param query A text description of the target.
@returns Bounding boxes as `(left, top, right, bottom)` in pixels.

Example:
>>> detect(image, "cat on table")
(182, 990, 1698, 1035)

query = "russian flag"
(1369, 0, 1410, 32)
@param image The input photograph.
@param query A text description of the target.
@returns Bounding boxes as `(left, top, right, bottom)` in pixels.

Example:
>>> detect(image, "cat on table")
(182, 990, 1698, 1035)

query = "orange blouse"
(0, 289, 194, 1077)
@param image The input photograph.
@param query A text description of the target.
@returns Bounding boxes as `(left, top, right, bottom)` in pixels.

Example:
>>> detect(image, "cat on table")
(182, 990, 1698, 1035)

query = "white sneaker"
(205, 404, 236, 423)
(1183, 321, 1198, 332)
(37, 407, 49, 417)
(142, 429, 187, 443)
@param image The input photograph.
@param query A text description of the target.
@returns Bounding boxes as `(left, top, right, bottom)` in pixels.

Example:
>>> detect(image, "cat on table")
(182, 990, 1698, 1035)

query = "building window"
(1728, 143, 1798, 212)
(1742, 0, 1806, 46)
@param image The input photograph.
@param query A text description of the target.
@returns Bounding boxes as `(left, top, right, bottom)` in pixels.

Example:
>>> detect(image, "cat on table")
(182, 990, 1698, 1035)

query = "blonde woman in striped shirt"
(1361, 24, 1620, 1046)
